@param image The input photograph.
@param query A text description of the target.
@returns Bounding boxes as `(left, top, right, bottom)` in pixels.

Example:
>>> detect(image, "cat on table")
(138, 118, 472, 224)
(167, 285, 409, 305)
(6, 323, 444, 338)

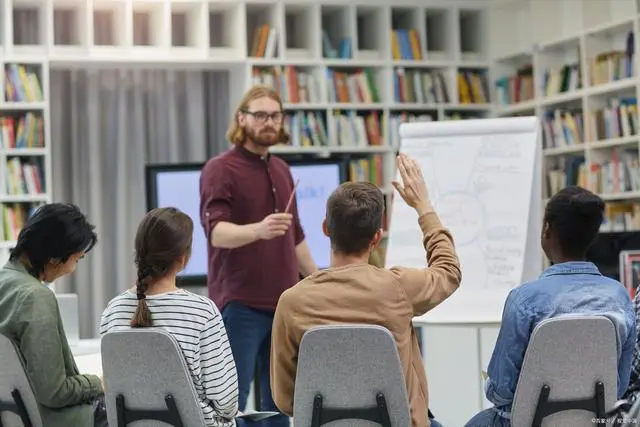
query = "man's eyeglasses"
(243, 110, 284, 124)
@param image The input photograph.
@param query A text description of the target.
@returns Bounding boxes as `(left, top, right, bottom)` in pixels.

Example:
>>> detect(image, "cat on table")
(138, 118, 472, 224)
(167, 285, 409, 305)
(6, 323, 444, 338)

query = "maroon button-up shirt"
(199, 145, 305, 312)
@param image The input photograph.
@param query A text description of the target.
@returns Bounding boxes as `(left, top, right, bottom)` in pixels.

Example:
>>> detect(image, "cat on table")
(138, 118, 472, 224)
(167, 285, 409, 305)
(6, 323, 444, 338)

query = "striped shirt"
(100, 289, 238, 427)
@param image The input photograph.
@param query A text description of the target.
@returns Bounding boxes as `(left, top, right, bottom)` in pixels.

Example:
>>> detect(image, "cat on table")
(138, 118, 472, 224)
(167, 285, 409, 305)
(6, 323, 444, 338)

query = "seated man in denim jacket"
(465, 186, 636, 427)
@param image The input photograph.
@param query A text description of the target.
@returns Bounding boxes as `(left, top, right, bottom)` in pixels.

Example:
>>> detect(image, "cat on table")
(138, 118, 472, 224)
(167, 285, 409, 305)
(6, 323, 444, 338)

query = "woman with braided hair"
(100, 207, 239, 426)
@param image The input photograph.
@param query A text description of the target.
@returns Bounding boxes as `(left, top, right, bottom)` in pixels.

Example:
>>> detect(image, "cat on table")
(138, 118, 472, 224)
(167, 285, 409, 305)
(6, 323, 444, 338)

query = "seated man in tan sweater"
(270, 154, 462, 427)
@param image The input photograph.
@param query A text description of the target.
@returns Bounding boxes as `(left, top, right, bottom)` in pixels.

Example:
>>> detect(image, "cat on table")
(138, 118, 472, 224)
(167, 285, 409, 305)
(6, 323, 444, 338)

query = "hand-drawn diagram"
(433, 192, 485, 245)
(387, 133, 536, 292)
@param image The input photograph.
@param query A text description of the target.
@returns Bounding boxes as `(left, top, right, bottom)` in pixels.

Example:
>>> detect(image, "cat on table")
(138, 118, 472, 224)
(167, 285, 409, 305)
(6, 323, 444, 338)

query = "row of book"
(347, 156, 384, 187)
(326, 68, 380, 104)
(284, 111, 485, 149)
(590, 50, 634, 86)
(390, 29, 422, 60)
(546, 156, 587, 196)
(322, 31, 352, 59)
(542, 98, 639, 149)
(495, 65, 534, 106)
(589, 32, 634, 86)
(0, 204, 35, 242)
(249, 25, 277, 58)
(542, 63, 581, 98)
(4, 157, 44, 196)
(546, 150, 640, 196)
(457, 70, 490, 104)
(284, 110, 383, 147)
(393, 68, 449, 104)
(588, 97, 638, 141)
(285, 111, 327, 147)
(601, 201, 640, 232)
(591, 149, 640, 195)
(542, 109, 584, 149)
(331, 111, 382, 147)
(251, 67, 321, 104)
(0, 113, 44, 149)
(254, 67, 489, 105)
(5, 64, 43, 103)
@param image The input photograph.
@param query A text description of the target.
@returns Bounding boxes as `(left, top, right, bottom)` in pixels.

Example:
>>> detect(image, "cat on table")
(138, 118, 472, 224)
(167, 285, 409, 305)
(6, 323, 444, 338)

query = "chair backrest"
(101, 328, 206, 427)
(511, 315, 618, 427)
(293, 324, 411, 427)
(0, 333, 44, 427)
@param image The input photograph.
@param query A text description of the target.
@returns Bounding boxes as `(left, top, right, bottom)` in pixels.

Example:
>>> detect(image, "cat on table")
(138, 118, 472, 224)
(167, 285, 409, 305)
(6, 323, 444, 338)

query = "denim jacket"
(485, 261, 636, 418)
(628, 292, 640, 397)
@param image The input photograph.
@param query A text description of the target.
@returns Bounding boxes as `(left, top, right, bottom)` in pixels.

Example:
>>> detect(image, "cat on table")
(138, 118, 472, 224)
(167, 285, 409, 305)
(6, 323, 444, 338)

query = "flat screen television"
(145, 158, 346, 285)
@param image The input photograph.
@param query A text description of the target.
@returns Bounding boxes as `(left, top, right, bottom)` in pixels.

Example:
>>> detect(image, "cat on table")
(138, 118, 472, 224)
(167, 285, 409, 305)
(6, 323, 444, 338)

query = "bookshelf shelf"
(0, 0, 491, 255)
(0, 57, 50, 265)
(490, 0, 640, 232)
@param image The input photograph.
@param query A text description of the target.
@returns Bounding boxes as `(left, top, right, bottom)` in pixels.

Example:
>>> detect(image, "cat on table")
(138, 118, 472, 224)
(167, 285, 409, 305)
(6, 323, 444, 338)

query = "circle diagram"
(434, 192, 485, 245)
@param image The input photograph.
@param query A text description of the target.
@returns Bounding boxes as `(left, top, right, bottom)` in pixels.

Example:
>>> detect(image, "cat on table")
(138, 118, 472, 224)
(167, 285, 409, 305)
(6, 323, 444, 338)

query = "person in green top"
(0, 203, 108, 426)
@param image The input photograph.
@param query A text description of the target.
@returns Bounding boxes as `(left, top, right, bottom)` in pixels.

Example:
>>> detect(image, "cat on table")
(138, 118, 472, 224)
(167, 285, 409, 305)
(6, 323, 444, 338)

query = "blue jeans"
(236, 418, 265, 427)
(464, 408, 511, 427)
(222, 302, 288, 427)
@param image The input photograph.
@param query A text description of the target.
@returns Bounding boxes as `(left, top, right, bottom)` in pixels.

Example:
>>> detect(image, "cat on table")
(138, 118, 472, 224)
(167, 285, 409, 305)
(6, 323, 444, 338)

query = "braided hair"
(130, 258, 153, 328)
(130, 207, 194, 328)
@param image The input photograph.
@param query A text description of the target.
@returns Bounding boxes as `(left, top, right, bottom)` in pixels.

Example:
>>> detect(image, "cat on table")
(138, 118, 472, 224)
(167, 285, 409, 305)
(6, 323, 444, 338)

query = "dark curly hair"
(544, 186, 604, 258)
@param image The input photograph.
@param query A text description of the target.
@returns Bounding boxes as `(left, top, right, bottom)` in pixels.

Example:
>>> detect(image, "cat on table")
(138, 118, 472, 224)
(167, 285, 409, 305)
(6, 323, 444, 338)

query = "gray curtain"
(49, 68, 231, 338)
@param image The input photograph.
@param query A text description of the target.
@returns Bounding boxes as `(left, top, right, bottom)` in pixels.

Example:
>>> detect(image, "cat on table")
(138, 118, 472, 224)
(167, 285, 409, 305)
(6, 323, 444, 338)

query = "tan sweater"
(270, 212, 462, 427)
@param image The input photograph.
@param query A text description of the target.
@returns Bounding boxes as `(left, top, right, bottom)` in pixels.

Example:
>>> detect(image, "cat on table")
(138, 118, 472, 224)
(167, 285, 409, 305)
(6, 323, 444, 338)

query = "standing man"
(199, 85, 317, 427)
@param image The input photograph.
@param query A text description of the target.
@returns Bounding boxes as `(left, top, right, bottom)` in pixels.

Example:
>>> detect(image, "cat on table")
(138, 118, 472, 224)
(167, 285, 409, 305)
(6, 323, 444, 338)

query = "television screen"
(289, 162, 344, 269)
(152, 167, 208, 279)
(146, 159, 345, 284)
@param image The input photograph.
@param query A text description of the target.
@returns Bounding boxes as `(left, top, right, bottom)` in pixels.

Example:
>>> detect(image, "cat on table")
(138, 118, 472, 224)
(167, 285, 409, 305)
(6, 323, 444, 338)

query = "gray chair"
(0, 333, 43, 427)
(510, 315, 618, 427)
(101, 328, 208, 427)
(293, 324, 411, 427)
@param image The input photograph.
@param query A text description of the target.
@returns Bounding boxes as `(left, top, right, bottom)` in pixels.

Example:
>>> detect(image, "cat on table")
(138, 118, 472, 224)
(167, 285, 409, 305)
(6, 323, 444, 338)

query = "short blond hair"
(226, 85, 290, 146)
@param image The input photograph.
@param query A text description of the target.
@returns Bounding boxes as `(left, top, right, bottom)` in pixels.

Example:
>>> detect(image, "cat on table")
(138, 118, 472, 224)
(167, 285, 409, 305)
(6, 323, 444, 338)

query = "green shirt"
(0, 260, 102, 426)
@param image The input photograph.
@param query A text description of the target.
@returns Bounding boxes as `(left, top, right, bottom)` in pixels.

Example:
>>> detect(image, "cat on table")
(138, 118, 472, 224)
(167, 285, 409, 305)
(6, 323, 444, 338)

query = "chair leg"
(11, 390, 32, 427)
(311, 395, 323, 427)
(376, 393, 392, 427)
(164, 395, 184, 427)
(531, 384, 551, 427)
(595, 382, 606, 427)
(116, 394, 126, 427)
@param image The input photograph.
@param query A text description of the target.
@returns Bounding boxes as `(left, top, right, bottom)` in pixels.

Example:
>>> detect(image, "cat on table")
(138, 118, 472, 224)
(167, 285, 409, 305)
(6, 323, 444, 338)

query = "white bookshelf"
(490, 0, 640, 233)
(0, 58, 51, 266)
(0, 0, 493, 260)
